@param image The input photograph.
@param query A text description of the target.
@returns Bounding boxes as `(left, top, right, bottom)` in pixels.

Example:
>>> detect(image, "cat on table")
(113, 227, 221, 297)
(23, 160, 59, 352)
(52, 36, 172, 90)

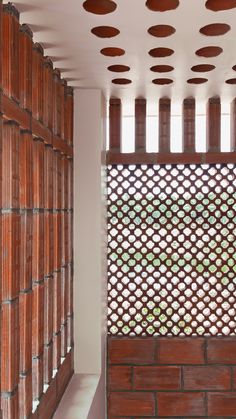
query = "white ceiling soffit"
(6, 0, 236, 105)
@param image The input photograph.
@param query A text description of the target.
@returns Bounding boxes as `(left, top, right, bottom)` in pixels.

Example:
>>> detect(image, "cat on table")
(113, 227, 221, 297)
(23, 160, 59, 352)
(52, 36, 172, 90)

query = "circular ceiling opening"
(191, 64, 216, 72)
(149, 47, 174, 57)
(108, 65, 130, 72)
(152, 78, 173, 84)
(112, 78, 132, 84)
(225, 78, 236, 84)
(148, 24, 176, 37)
(232, 65, 236, 71)
(187, 78, 208, 84)
(146, 0, 179, 12)
(205, 0, 236, 11)
(83, 0, 117, 14)
(195, 46, 223, 57)
(150, 65, 174, 72)
(91, 26, 120, 38)
(100, 47, 125, 56)
(200, 23, 230, 36)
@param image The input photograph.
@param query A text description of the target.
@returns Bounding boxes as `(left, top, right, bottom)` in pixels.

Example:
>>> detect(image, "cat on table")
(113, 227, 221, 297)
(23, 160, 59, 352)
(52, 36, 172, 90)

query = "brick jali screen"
(0, 3, 74, 418)
(108, 163, 236, 337)
(107, 97, 236, 418)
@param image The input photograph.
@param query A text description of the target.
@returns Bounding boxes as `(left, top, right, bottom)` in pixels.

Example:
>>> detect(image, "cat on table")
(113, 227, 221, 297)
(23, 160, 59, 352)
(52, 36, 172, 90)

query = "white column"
(73, 88, 107, 373)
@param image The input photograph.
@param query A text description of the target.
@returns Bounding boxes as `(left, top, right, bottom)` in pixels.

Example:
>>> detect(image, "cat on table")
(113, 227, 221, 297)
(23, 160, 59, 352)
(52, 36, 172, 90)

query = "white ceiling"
(6, 0, 236, 108)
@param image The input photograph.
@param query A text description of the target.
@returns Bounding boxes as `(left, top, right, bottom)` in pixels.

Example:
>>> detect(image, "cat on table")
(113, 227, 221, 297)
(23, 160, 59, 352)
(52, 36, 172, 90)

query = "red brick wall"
(108, 337, 236, 418)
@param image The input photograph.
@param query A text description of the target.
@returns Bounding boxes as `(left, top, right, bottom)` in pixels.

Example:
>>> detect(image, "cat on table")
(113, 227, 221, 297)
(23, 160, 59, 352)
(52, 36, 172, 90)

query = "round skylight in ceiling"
(225, 78, 236, 84)
(108, 65, 130, 72)
(191, 64, 216, 72)
(149, 47, 174, 57)
(148, 24, 176, 37)
(100, 47, 125, 56)
(91, 26, 120, 38)
(200, 23, 231, 36)
(112, 78, 132, 84)
(195, 46, 223, 57)
(152, 78, 173, 84)
(205, 0, 236, 11)
(83, 0, 117, 15)
(146, 0, 179, 12)
(150, 65, 174, 72)
(187, 78, 208, 84)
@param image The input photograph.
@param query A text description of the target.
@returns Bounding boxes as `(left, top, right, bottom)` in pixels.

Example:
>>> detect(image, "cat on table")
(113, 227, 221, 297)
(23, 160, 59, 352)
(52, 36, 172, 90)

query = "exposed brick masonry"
(108, 337, 236, 418)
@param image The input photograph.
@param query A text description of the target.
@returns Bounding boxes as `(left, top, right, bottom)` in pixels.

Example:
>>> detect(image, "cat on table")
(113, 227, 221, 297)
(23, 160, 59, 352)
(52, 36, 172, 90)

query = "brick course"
(108, 337, 236, 418)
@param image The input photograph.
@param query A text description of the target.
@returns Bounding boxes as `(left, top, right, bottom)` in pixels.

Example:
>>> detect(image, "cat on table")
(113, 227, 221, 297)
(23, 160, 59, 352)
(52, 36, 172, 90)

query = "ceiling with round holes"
(8, 0, 236, 105)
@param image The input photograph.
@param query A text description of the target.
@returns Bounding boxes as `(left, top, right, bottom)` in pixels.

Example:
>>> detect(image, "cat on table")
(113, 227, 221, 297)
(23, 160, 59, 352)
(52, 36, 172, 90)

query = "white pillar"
(73, 89, 107, 417)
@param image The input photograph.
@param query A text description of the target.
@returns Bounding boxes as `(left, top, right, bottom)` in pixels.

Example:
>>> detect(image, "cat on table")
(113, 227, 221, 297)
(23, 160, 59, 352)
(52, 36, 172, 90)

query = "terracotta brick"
(3, 122, 17, 162)
(108, 338, 155, 365)
(19, 24, 33, 112)
(44, 275, 53, 346)
(20, 212, 32, 291)
(44, 211, 54, 275)
(53, 332, 61, 370)
(32, 282, 44, 357)
(19, 132, 33, 209)
(2, 4, 20, 101)
(158, 338, 205, 364)
(61, 322, 68, 358)
(44, 343, 53, 385)
(32, 139, 44, 209)
(1, 300, 19, 392)
(134, 366, 181, 390)
(208, 392, 236, 415)
(32, 212, 44, 281)
(1, 213, 20, 300)
(208, 338, 236, 364)
(32, 43, 44, 122)
(233, 367, 236, 389)
(157, 392, 206, 416)
(19, 373, 32, 419)
(32, 356, 44, 401)
(184, 366, 231, 390)
(19, 292, 32, 373)
(108, 366, 132, 390)
(1, 391, 19, 419)
(109, 392, 155, 417)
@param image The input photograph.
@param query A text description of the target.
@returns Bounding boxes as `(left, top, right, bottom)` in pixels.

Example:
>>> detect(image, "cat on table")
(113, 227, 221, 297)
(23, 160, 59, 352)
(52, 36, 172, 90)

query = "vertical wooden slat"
(230, 98, 236, 152)
(2, 4, 20, 102)
(43, 57, 53, 133)
(206, 96, 221, 152)
(109, 98, 122, 152)
(32, 43, 44, 123)
(183, 98, 195, 152)
(159, 98, 171, 153)
(135, 98, 146, 152)
(19, 24, 33, 112)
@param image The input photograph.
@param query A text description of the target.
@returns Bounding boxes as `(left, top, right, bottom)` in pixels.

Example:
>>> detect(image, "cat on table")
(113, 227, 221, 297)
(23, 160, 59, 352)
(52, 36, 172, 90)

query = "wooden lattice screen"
(0, 3, 74, 418)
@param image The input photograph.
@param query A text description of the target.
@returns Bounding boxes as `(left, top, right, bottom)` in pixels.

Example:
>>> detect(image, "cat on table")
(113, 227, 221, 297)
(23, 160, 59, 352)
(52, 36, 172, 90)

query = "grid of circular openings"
(107, 164, 236, 336)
